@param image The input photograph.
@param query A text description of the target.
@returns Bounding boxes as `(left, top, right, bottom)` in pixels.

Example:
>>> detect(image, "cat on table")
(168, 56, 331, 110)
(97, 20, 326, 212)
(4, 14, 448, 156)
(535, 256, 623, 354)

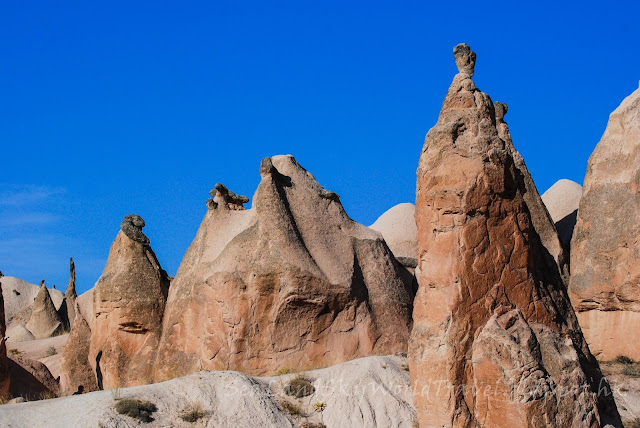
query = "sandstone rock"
(8, 354, 59, 400)
(88, 215, 170, 389)
(541, 179, 583, 249)
(409, 44, 621, 427)
(495, 101, 568, 276)
(0, 274, 10, 399)
(60, 307, 97, 395)
(0, 276, 64, 331)
(76, 288, 94, 331)
(25, 282, 64, 339)
(63, 257, 77, 328)
(206, 182, 249, 210)
(154, 155, 414, 380)
(570, 84, 640, 361)
(369, 203, 418, 261)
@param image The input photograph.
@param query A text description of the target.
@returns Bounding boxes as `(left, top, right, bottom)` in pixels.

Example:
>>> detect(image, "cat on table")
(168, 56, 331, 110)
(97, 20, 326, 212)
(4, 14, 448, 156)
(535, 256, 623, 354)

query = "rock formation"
(569, 83, 640, 361)
(154, 155, 414, 379)
(25, 282, 64, 339)
(542, 179, 583, 249)
(495, 101, 568, 277)
(88, 214, 170, 389)
(409, 44, 620, 427)
(64, 258, 77, 327)
(60, 305, 97, 395)
(370, 203, 418, 263)
(8, 355, 59, 399)
(0, 273, 10, 399)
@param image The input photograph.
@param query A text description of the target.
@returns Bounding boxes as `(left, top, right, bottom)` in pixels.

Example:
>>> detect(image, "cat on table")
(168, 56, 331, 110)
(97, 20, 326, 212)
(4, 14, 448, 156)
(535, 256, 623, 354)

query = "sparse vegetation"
(300, 423, 326, 428)
(400, 363, 410, 372)
(180, 401, 207, 423)
(412, 420, 420, 428)
(278, 400, 304, 417)
(111, 388, 122, 401)
(622, 364, 640, 378)
(114, 398, 157, 423)
(45, 346, 57, 357)
(8, 349, 21, 357)
(37, 391, 57, 401)
(615, 355, 635, 365)
(284, 375, 315, 398)
(313, 401, 326, 412)
(276, 367, 293, 375)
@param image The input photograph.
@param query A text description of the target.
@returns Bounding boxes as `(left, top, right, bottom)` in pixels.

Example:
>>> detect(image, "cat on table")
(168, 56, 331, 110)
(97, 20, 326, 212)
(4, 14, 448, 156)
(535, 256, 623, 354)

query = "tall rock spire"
(88, 214, 170, 389)
(409, 43, 620, 427)
(64, 257, 77, 327)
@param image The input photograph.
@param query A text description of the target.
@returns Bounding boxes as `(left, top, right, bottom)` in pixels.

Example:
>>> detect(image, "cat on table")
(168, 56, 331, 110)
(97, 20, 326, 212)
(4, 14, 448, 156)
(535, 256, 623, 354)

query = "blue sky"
(1, 1, 638, 294)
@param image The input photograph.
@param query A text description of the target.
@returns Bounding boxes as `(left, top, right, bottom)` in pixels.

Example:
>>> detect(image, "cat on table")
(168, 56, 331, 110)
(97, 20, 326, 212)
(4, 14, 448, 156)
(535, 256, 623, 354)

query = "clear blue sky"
(1, 1, 638, 294)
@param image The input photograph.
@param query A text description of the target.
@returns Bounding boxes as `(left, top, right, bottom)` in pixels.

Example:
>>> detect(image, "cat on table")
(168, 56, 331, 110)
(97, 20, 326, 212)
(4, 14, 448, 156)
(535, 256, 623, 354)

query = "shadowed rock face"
(26, 283, 64, 339)
(154, 155, 414, 379)
(570, 84, 640, 361)
(0, 275, 10, 399)
(88, 216, 170, 389)
(409, 44, 620, 427)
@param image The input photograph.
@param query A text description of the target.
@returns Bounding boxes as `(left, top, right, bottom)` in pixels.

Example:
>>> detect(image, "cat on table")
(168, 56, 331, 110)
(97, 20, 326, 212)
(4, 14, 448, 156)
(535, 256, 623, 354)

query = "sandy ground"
(0, 354, 416, 428)
(7, 334, 68, 379)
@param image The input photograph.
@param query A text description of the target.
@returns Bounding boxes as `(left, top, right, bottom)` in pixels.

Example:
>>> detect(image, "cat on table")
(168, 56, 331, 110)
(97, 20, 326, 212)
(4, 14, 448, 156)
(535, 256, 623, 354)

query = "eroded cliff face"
(154, 155, 414, 379)
(409, 43, 620, 427)
(0, 275, 10, 399)
(88, 215, 170, 389)
(570, 84, 640, 361)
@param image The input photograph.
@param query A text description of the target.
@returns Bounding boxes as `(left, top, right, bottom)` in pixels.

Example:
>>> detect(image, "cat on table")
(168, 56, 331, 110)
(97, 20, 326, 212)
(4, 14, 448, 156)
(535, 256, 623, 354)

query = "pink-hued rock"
(88, 215, 170, 389)
(409, 43, 621, 427)
(60, 306, 97, 395)
(153, 155, 414, 380)
(570, 83, 640, 362)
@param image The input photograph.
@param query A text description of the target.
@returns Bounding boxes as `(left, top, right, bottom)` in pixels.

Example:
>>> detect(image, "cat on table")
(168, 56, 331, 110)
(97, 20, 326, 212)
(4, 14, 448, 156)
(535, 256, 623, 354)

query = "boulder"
(154, 155, 414, 380)
(541, 179, 583, 249)
(408, 43, 621, 427)
(88, 215, 170, 389)
(570, 83, 640, 361)
(25, 282, 64, 339)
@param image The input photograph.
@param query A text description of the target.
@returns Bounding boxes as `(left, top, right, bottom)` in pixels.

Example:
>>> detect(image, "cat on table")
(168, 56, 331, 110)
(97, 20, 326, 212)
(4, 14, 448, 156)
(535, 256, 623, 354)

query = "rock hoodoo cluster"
(408, 44, 620, 427)
(569, 84, 640, 361)
(88, 214, 170, 389)
(154, 155, 415, 379)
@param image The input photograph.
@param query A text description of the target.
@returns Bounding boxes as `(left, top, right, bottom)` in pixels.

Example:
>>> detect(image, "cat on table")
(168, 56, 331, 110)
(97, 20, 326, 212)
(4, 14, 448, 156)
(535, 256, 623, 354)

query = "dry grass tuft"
(114, 398, 157, 423)
(284, 375, 315, 398)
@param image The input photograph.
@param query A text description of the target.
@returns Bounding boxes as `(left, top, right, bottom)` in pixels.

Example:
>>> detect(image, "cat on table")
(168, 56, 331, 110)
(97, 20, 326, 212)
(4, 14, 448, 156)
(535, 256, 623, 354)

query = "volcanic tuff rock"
(88, 215, 170, 389)
(570, 84, 640, 361)
(409, 43, 620, 427)
(64, 258, 77, 328)
(60, 307, 97, 395)
(542, 179, 583, 248)
(0, 274, 10, 399)
(495, 102, 568, 277)
(25, 282, 64, 339)
(154, 155, 414, 380)
(370, 203, 418, 261)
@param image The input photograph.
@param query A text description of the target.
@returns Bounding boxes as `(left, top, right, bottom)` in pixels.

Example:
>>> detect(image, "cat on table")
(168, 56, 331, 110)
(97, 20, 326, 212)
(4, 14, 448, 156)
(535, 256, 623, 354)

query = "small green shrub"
(114, 398, 157, 423)
(8, 349, 21, 357)
(45, 346, 57, 357)
(275, 367, 293, 375)
(180, 401, 207, 423)
(614, 355, 634, 365)
(278, 400, 303, 417)
(284, 375, 315, 398)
